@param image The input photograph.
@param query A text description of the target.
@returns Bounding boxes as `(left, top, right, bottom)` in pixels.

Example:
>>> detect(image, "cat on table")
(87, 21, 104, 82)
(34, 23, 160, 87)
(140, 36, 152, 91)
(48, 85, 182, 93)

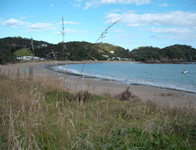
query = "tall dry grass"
(0, 75, 196, 149)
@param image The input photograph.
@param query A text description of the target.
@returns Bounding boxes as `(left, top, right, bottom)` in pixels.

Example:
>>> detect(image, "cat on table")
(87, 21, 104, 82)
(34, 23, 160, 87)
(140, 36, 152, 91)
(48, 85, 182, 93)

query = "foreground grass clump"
(0, 77, 196, 149)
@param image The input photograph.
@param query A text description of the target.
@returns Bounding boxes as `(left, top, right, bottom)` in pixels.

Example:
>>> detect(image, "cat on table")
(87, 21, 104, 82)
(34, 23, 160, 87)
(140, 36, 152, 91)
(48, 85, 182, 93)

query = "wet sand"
(1, 61, 196, 108)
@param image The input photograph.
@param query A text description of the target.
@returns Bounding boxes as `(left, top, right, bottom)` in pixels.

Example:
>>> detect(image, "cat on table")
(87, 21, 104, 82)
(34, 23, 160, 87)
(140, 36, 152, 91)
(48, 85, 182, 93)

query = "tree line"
(130, 45, 196, 63)
(0, 37, 196, 64)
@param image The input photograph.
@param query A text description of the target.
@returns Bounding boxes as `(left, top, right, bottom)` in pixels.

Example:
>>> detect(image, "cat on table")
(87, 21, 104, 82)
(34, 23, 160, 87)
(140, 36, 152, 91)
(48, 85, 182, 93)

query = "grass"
(14, 48, 32, 56)
(0, 76, 196, 149)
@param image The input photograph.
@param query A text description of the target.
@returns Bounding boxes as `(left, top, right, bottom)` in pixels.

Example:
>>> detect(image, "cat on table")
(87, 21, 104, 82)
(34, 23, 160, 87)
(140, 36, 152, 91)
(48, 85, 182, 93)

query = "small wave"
(52, 65, 196, 93)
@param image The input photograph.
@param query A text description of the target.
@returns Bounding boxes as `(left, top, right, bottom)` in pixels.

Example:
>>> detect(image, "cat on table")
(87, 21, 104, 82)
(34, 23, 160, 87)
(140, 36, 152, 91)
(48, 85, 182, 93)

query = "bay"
(52, 62, 196, 93)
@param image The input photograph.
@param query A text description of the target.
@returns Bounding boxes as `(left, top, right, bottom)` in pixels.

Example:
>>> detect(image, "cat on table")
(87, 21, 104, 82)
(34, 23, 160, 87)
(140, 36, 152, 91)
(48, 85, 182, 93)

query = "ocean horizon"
(52, 62, 196, 93)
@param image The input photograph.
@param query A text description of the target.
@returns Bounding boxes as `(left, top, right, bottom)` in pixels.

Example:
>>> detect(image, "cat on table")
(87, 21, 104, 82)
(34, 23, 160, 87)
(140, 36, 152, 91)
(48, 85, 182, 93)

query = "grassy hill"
(95, 43, 130, 58)
(14, 48, 32, 56)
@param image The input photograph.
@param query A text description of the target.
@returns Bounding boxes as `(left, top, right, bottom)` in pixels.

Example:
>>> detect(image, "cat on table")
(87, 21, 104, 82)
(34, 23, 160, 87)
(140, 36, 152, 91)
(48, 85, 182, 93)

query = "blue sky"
(0, 0, 196, 50)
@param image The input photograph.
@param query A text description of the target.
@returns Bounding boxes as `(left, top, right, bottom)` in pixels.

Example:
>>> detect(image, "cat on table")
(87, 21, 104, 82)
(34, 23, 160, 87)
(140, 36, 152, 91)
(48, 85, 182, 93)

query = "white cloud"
(147, 27, 194, 34)
(83, 0, 150, 9)
(145, 27, 196, 41)
(28, 23, 56, 31)
(105, 11, 196, 27)
(0, 18, 57, 31)
(84, 1, 97, 9)
(159, 3, 168, 7)
(0, 18, 27, 28)
(74, 3, 82, 7)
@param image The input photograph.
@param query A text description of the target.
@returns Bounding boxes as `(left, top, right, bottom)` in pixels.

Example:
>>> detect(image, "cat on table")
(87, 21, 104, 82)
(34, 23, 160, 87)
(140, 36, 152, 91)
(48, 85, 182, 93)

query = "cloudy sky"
(0, 0, 196, 50)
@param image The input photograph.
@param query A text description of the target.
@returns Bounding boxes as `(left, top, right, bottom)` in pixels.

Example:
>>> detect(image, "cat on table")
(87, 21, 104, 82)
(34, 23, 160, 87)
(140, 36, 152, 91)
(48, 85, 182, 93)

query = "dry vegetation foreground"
(0, 75, 196, 149)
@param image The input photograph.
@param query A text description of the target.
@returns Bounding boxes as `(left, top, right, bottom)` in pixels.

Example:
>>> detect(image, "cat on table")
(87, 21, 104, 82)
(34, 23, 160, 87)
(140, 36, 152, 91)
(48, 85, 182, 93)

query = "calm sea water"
(52, 63, 196, 93)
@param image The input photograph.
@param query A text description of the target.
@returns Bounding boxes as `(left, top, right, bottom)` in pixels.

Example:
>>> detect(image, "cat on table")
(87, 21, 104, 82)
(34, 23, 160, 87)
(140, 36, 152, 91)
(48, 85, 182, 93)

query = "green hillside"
(14, 48, 32, 56)
(0, 41, 15, 64)
(95, 43, 130, 58)
(33, 41, 130, 61)
(130, 45, 196, 63)
(1, 36, 196, 64)
(0, 37, 129, 62)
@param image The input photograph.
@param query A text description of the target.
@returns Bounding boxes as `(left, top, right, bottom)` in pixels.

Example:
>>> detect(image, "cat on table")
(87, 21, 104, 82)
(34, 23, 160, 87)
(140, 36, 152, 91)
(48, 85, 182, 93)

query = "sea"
(52, 62, 196, 93)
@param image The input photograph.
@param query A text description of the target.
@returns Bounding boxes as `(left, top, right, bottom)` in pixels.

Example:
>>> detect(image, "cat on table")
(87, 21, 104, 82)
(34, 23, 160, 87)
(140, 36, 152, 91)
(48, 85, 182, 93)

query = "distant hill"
(95, 43, 130, 58)
(35, 42, 130, 61)
(130, 45, 196, 63)
(1, 36, 196, 64)
(0, 37, 129, 63)
(0, 36, 49, 48)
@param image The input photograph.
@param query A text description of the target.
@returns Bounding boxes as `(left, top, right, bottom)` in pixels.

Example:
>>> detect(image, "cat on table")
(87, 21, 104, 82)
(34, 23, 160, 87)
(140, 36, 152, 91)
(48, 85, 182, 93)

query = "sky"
(0, 0, 196, 50)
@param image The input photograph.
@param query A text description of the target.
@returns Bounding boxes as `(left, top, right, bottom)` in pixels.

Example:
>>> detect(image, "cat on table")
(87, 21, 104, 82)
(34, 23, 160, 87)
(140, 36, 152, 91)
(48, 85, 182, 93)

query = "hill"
(34, 42, 130, 61)
(0, 37, 50, 64)
(130, 45, 196, 63)
(0, 36, 49, 48)
(14, 48, 32, 56)
(1, 36, 196, 64)
(95, 43, 130, 58)
(0, 41, 15, 64)
(0, 37, 129, 63)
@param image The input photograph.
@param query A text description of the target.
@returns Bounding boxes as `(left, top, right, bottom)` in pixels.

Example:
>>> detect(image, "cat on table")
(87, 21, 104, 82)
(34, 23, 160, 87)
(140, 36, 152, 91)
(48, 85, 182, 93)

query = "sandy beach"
(1, 61, 196, 108)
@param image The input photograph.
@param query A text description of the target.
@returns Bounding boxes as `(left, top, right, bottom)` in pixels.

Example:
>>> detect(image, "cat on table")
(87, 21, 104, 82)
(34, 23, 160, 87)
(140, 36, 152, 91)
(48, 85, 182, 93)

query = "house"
(16, 56, 32, 61)
(102, 55, 109, 58)
(112, 57, 121, 60)
(110, 51, 114, 54)
(16, 56, 45, 61)
(121, 58, 129, 61)
(41, 44, 48, 47)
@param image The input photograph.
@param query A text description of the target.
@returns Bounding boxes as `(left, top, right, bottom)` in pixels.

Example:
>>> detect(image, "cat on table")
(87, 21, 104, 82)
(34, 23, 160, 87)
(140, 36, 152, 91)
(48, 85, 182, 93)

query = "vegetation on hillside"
(14, 48, 32, 56)
(0, 42, 15, 64)
(0, 76, 195, 149)
(95, 43, 130, 58)
(0, 37, 130, 63)
(130, 45, 196, 63)
(0, 37, 48, 64)
(0, 37, 196, 64)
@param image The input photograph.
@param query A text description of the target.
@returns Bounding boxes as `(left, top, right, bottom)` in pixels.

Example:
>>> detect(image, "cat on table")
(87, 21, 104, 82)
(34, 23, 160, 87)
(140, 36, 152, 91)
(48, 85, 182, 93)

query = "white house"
(112, 57, 121, 60)
(41, 44, 48, 47)
(102, 55, 109, 58)
(16, 56, 44, 61)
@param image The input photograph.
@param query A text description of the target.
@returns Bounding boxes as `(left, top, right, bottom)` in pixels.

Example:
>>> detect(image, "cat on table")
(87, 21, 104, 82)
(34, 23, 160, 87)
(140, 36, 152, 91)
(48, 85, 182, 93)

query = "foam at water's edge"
(52, 65, 196, 93)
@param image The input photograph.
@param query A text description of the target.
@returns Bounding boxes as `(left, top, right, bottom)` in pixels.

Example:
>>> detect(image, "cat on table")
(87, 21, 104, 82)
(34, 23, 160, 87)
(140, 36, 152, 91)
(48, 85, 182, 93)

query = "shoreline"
(48, 62, 196, 94)
(1, 61, 196, 108)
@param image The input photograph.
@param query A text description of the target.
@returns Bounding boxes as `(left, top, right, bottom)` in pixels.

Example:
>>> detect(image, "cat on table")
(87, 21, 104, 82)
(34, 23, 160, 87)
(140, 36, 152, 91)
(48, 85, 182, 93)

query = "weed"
(116, 87, 141, 102)
(0, 77, 195, 149)
(76, 90, 91, 103)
